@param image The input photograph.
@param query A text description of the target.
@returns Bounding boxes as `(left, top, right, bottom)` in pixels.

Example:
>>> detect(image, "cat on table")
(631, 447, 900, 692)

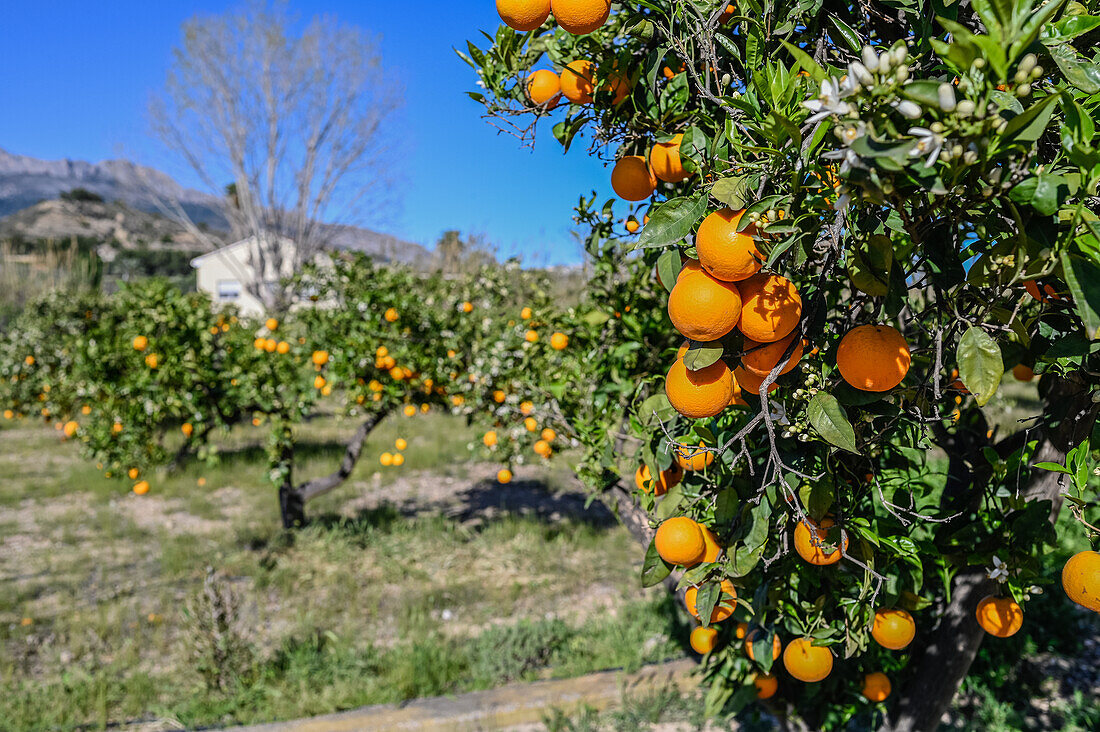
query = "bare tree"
(148, 1, 401, 312)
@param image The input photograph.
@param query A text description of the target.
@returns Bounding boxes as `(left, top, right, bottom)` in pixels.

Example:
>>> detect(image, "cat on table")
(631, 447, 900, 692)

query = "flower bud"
(951, 144, 964, 158)
(895, 100, 922, 119)
(957, 77, 969, 92)
(1016, 83, 1032, 97)
(963, 150, 978, 165)
(895, 66, 910, 83)
(862, 45, 879, 72)
(891, 45, 908, 66)
(721, 73, 731, 86)
(878, 52, 893, 74)
(931, 121, 946, 133)
(1019, 53, 1037, 74)
(1014, 70, 1029, 85)
(1030, 66, 1043, 80)
(849, 61, 874, 86)
(937, 83, 957, 112)
(973, 58, 986, 69)
(956, 100, 975, 117)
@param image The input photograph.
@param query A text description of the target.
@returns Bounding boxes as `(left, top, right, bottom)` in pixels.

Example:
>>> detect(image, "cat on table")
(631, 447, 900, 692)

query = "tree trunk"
(278, 408, 389, 528)
(885, 373, 1099, 732)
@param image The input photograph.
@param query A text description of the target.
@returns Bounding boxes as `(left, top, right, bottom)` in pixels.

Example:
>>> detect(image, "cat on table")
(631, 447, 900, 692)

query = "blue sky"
(0, 1, 612, 265)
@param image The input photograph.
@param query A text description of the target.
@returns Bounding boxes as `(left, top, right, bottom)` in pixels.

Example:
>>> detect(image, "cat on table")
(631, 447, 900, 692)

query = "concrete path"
(222, 659, 696, 731)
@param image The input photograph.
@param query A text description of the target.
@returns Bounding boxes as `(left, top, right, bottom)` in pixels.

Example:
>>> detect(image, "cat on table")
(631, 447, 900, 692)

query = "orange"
(602, 65, 633, 105)
(550, 0, 610, 34)
(527, 69, 561, 107)
(742, 334, 804, 377)
(625, 217, 640, 233)
(650, 134, 691, 183)
(380, 452, 394, 466)
(728, 373, 748, 407)
(540, 428, 556, 441)
(521, 307, 533, 320)
(276, 341, 290, 354)
(524, 416, 538, 431)
(611, 155, 656, 201)
(181, 422, 194, 437)
(667, 268, 742, 341)
(112, 422, 123, 434)
(551, 332, 569, 350)
(732, 366, 780, 397)
(392, 453, 405, 466)
(132, 480, 150, 496)
(265, 317, 278, 331)
(782, 638, 833, 682)
(690, 626, 718, 654)
(520, 400, 535, 415)
(24, 355, 35, 366)
(1013, 363, 1034, 381)
(461, 301, 474, 313)
(745, 629, 782, 661)
(384, 307, 399, 322)
(665, 357, 734, 419)
(862, 672, 891, 702)
(560, 60, 595, 103)
(676, 442, 714, 471)
(700, 526, 722, 562)
(533, 439, 552, 457)
(685, 579, 737, 622)
(654, 516, 706, 565)
(634, 463, 683, 496)
(145, 353, 159, 369)
(63, 420, 78, 438)
(737, 273, 802, 343)
(871, 608, 916, 650)
(314, 375, 326, 390)
(754, 673, 778, 699)
(493, 389, 507, 403)
(976, 595, 1023, 637)
(312, 350, 329, 366)
(496, 0, 550, 30)
(483, 431, 498, 447)
(525, 329, 539, 343)
(696, 208, 762, 282)
(132, 336, 148, 351)
(497, 468, 513, 484)
(836, 325, 911, 392)
(718, 3, 736, 21)
(793, 517, 847, 565)
(403, 404, 417, 417)
(395, 438, 408, 450)
(1062, 550, 1100, 612)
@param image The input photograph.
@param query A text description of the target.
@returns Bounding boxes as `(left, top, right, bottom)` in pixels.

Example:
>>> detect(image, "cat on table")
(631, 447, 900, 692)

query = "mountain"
(0, 148, 429, 264)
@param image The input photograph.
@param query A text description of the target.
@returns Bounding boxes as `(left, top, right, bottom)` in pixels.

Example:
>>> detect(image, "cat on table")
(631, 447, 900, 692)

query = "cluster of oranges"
(482, 394, 560, 483)
(497, 0, 610, 37)
(379, 437, 409, 467)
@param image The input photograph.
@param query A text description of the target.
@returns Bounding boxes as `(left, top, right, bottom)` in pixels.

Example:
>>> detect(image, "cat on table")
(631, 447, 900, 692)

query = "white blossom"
(907, 126, 945, 168)
(803, 77, 855, 124)
(987, 555, 1009, 583)
(822, 147, 860, 175)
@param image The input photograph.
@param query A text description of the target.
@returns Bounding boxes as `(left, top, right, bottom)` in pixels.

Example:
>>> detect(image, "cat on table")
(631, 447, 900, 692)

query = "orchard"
(466, 0, 1100, 729)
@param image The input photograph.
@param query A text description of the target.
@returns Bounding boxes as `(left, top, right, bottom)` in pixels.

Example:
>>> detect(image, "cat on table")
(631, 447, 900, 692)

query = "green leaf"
(638, 393, 678, 425)
(1033, 461, 1072, 474)
(655, 483, 685, 519)
(710, 176, 750, 209)
(1049, 14, 1100, 40)
(683, 342, 725, 370)
(827, 16, 862, 52)
(1061, 252, 1100, 339)
(957, 326, 1004, 406)
(642, 539, 672, 587)
(656, 249, 682, 294)
(807, 392, 859, 453)
(847, 235, 894, 296)
(999, 94, 1059, 148)
(780, 40, 827, 80)
(633, 195, 707, 250)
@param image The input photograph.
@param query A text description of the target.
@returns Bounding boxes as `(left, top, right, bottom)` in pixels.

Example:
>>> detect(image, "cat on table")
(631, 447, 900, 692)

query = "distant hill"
(0, 148, 429, 265)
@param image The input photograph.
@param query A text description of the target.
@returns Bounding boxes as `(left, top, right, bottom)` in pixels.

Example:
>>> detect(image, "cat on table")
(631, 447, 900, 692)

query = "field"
(0, 412, 687, 731)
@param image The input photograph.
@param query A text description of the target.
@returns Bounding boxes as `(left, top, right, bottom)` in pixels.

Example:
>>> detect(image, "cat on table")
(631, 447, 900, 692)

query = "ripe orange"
(625, 217, 640, 233)
(493, 389, 507, 403)
(312, 350, 329, 366)
(527, 69, 561, 107)
(871, 608, 916, 650)
(132, 480, 150, 496)
(497, 468, 513, 484)
(654, 516, 706, 565)
(696, 208, 762, 282)
(145, 353, 159, 369)
(395, 438, 408, 450)
(112, 422, 123, 434)
(520, 401, 535, 415)
(690, 626, 719, 654)
(63, 420, 78, 438)
(132, 336, 148, 351)
(732, 366, 780, 397)
(665, 357, 734, 419)
(24, 355, 35, 366)
(754, 673, 778, 699)
(741, 333, 804, 377)
(384, 308, 399, 322)
(276, 341, 290, 354)
(314, 375, 327, 390)
(737, 273, 802, 343)
(611, 155, 657, 201)
(521, 307, 533, 320)
(862, 672, 891, 702)
(551, 332, 569, 350)
(718, 3, 736, 21)
(745, 629, 782, 661)
(650, 134, 691, 183)
(380, 452, 394, 466)
(497, 0, 550, 31)
(540, 428, 556, 441)
(560, 60, 595, 103)
(483, 431, 498, 447)
(525, 329, 539, 343)
(782, 638, 833, 682)
(403, 404, 417, 417)
(634, 463, 683, 496)
(700, 526, 722, 562)
(1012, 363, 1034, 381)
(836, 325, 911, 392)
(793, 517, 847, 565)
(550, 0, 610, 34)
(461, 301, 474, 313)
(265, 317, 278, 331)
(976, 595, 1024, 637)
(602, 65, 633, 105)
(1062, 550, 1100, 612)
(392, 453, 405, 466)
(181, 422, 194, 438)
(685, 579, 737, 622)
(533, 439, 552, 457)
(676, 442, 714, 471)
(667, 268, 742, 341)
(525, 416, 538, 431)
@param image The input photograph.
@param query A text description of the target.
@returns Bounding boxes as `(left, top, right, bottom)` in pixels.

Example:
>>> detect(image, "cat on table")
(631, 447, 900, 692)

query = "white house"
(189, 235, 306, 317)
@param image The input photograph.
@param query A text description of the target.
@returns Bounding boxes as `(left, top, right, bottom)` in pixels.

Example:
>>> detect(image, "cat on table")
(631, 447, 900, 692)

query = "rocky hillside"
(0, 198, 214, 250)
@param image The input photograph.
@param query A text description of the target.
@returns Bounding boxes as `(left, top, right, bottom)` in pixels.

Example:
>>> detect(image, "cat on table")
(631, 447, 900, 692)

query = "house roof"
(189, 235, 293, 268)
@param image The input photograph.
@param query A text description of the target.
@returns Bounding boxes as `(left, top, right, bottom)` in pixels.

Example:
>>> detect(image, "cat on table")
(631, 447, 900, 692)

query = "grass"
(0, 412, 677, 731)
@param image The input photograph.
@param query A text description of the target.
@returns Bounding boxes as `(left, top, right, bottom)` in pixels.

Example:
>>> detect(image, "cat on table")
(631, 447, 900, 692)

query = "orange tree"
(465, 0, 1100, 728)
